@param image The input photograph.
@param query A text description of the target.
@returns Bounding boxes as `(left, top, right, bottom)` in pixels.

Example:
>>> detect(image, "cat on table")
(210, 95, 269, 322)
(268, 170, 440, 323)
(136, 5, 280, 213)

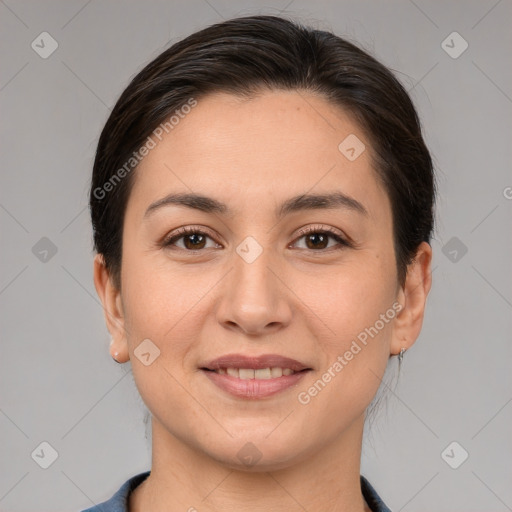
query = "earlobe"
(390, 242, 433, 356)
(93, 254, 130, 363)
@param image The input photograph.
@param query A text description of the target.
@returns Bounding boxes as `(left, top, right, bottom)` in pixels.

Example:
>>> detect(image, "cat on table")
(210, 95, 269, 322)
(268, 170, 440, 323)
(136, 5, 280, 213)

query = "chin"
(223, 457, 300, 473)
(202, 434, 310, 473)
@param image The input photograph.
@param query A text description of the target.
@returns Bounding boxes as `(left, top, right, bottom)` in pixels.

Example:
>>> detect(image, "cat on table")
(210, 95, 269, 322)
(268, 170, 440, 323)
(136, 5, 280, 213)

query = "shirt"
(80, 471, 392, 512)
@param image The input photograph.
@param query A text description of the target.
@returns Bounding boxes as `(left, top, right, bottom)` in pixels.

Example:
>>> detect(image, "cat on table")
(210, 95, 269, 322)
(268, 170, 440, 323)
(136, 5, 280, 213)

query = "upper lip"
(202, 354, 311, 372)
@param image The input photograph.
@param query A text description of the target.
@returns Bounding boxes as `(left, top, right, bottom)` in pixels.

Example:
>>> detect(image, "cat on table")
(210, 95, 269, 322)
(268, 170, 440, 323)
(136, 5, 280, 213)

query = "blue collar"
(81, 471, 392, 512)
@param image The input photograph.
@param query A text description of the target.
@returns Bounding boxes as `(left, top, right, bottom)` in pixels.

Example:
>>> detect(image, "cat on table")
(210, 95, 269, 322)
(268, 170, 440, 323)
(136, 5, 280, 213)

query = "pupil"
(186, 233, 205, 249)
(307, 233, 327, 249)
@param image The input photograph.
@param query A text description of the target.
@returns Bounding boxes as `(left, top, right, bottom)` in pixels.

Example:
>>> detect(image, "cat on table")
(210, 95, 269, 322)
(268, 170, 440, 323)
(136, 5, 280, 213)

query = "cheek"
(122, 252, 202, 331)
(302, 248, 396, 345)
(295, 276, 395, 434)
(120, 260, 209, 424)
(294, 247, 396, 410)
(119, 255, 211, 389)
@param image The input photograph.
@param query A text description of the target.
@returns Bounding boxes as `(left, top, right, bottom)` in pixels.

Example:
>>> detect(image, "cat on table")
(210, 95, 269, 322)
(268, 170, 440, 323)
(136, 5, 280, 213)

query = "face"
(95, 89, 431, 471)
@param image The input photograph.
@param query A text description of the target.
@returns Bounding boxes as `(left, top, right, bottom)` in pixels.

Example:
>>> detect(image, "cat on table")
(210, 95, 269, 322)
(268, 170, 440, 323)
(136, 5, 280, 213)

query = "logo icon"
(32, 237, 58, 263)
(31, 32, 59, 59)
(338, 134, 366, 161)
(31, 441, 59, 469)
(441, 441, 469, 469)
(237, 442, 263, 467)
(134, 338, 161, 366)
(441, 32, 468, 59)
(442, 236, 468, 263)
(236, 236, 263, 264)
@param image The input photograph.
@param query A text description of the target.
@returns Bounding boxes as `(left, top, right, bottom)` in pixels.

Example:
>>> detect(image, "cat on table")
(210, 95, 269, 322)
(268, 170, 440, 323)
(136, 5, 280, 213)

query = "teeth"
(255, 368, 271, 379)
(216, 367, 296, 379)
(271, 367, 283, 378)
(239, 368, 255, 379)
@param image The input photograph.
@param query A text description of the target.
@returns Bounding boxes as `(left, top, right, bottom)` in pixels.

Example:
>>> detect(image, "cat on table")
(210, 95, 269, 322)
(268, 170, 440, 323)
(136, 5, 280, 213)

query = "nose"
(216, 244, 292, 337)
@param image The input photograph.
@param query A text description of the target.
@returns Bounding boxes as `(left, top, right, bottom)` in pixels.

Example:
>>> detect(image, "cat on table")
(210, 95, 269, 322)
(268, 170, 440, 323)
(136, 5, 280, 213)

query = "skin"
(94, 89, 432, 512)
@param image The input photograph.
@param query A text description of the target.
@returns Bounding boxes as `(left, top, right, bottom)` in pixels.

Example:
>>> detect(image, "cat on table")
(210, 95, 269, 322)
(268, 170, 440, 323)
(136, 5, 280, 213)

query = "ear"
(391, 241, 433, 356)
(93, 254, 130, 363)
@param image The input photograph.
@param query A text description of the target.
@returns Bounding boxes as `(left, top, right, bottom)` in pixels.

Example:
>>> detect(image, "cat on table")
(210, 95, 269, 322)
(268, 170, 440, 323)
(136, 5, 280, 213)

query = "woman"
(84, 14, 434, 512)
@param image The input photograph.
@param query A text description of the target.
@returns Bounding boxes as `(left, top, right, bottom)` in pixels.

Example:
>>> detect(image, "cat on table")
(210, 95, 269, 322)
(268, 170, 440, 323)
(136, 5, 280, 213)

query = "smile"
(210, 367, 298, 379)
(200, 353, 312, 399)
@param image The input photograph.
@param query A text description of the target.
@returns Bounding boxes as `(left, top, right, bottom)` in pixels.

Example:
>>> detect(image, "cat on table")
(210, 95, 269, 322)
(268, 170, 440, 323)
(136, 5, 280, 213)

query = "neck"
(130, 415, 371, 512)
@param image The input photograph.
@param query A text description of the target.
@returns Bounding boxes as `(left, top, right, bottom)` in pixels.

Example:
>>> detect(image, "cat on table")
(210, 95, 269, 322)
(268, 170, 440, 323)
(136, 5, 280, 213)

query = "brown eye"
(162, 227, 219, 251)
(292, 226, 350, 251)
(182, 232, 207, 250)
(304, 232, 329, 250)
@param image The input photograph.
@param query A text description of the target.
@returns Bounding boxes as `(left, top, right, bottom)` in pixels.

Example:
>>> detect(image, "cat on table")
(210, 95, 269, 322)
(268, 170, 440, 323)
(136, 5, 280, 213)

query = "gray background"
(1, 0, 511, 510)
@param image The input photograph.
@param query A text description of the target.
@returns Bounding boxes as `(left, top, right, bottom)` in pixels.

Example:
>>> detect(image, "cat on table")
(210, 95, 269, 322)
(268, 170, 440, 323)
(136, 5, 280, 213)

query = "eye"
(291, 225, 351, 251)
(161, 224, 351, 253)
(162, 226, 220, 251)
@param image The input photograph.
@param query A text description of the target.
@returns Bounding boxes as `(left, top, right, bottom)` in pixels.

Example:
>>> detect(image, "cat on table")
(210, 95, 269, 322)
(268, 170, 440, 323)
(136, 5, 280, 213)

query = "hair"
(89, 14, 435, 292)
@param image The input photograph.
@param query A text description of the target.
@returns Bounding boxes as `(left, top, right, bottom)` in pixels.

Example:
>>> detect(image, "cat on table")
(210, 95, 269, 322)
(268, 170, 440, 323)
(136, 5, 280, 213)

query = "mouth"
(202, 367, 306, 379)
(200, 354, 312, 399)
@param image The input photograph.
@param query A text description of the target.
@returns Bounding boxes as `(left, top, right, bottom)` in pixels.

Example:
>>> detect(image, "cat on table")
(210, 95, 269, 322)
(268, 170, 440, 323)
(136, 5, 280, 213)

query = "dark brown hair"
(89, 14, 435, 290)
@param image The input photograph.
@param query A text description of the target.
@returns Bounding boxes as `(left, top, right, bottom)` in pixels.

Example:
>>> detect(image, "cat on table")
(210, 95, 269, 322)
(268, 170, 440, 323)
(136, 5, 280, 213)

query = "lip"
(200, 353, 312, 400)
(202, 353, 311, 372)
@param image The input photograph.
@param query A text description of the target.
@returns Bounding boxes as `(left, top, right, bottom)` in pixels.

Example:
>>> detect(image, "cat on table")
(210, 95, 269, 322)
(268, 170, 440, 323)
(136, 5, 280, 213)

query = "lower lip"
(202, 369, 310, 399)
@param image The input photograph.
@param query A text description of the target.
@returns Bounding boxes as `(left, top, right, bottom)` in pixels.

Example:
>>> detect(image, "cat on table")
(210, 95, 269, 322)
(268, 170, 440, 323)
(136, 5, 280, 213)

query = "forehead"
(128, 89, 390, 222)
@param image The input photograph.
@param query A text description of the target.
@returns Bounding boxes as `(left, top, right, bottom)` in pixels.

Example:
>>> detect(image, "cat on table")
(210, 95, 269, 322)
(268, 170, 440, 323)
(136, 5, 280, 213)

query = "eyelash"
(161, 224, 351, 252)
(294, 225, 351, 250)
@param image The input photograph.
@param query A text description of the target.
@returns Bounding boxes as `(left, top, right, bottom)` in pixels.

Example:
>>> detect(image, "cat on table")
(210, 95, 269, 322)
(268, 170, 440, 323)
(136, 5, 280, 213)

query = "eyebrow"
(143, 191, 368, 220)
